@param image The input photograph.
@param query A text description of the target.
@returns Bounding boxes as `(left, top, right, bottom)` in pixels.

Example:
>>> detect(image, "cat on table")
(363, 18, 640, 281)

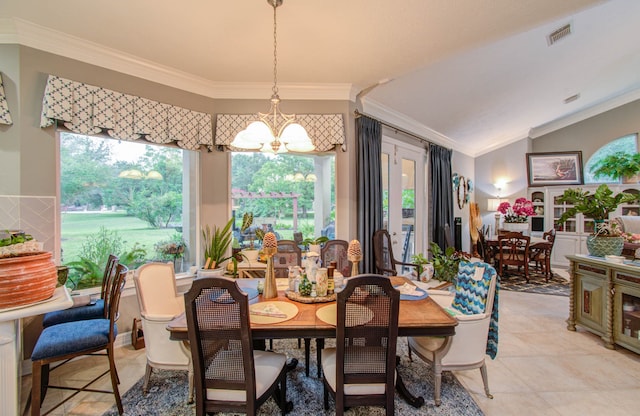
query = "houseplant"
(428, 242, 470, 283)
(497, 198, 535, 232)
(239, 212, 263, 261)
(590, 152, 640, 183)
(301, 235, 329, 254)
(200, 218, 235, 276)
(556, 184, 640, 256)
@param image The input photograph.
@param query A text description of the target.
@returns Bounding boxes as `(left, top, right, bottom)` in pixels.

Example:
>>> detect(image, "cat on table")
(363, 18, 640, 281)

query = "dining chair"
(373, 229, 419, 276)
(321, 274, 400, 416)
(529, 229, 556, 281)
(28, 264, 128, 416)
(409, 261, 497, 406)
(496, 232, 531, 282)
(184, 276, 292, 416)
(133, 262, 193, 403)
(273, 239, 301, 278)
(42, 254, 119, 327)
(321, 239, 351, 277)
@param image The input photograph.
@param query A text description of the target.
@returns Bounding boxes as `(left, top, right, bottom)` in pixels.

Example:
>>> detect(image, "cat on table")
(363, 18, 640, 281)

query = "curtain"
(0, 73, 12, 125)
(214, 114, 345, 152)
(356, 116, 383, 273)
(430, 144, 454, 250)
(40, 75, 212, 151)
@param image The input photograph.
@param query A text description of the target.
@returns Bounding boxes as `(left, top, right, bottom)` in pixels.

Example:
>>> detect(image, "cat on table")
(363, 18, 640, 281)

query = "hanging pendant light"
(230, 0, 314, 154)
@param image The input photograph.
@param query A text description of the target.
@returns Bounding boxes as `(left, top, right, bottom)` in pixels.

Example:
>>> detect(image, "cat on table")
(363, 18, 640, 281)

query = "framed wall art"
(526, 151, 583, 187)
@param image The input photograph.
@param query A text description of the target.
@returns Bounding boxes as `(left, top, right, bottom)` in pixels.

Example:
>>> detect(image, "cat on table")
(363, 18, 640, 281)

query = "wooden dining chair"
(42, 254, 119, 327)
(273, 239, 301, 278)
(322, 274, 400, 416)
(321, 239, 351, 277)
(184, 276, 292, 416)
(497, 232, 531, 282)
(529, 229, 556, 281)
(373, 229, 419, 276)
(28, 264, 128, 416)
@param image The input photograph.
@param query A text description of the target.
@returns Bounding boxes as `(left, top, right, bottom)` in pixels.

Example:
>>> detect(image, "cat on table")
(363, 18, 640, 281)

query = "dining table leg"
(395, 356, 425, 407)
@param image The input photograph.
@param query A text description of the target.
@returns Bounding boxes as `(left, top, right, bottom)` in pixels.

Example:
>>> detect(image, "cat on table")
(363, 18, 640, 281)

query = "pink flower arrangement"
(497, 198, 535, 223)
(623, 232, 640, 243)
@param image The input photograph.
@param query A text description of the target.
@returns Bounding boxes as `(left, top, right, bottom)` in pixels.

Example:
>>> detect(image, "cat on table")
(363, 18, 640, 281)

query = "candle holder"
(262, 232, 279, 299)
(349, 255, 361, 277)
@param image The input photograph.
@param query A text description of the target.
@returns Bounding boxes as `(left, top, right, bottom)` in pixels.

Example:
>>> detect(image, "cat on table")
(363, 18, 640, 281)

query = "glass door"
(382, 139, 426, 273)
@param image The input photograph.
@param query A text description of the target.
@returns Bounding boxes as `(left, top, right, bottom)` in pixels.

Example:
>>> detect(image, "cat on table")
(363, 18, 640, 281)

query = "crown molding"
(361, 97, 472, 154)
(0, 18, 353, 101)
(529, 87, 640, 138)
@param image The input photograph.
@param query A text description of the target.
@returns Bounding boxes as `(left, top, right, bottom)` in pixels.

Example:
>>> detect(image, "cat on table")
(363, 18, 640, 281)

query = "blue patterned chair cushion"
(42, 299, 104, 327)
(451, 261, 493, 315)
(31, 318, 115, 361)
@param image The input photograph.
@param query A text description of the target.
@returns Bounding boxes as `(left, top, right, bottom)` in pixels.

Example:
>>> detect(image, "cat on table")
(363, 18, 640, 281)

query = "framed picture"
(526, 151, 583, 187)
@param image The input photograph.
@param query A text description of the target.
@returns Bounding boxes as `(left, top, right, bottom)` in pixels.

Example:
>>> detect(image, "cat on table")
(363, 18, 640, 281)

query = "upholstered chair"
(133, 262, 193, 402)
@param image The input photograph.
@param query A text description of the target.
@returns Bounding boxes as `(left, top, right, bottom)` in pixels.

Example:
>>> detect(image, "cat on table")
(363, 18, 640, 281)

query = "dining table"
(167, 275, 457, 408)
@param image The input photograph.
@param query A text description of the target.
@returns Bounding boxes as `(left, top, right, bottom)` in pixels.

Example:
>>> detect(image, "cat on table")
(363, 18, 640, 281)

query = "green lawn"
(61, 212, 179, 263)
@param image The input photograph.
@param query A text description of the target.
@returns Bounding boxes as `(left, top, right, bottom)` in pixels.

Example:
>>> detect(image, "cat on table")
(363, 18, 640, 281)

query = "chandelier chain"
(272, 2, 278, 97)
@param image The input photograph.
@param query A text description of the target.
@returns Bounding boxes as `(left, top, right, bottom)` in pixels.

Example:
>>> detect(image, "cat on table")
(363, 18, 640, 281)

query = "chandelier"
(230, 0, 314, 154)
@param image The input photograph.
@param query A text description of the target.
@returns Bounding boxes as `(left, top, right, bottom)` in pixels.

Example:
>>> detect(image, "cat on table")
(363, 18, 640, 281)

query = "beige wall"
(532, 99, 640, 161)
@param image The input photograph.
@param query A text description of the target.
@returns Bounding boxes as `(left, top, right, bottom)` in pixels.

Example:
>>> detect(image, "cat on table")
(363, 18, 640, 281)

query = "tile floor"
(21, 289, 640, 415)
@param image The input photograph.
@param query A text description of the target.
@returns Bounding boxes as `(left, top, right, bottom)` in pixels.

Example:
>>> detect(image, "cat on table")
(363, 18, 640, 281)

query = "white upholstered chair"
(409, 261, 497, 406)
(133, 262, 193, 403)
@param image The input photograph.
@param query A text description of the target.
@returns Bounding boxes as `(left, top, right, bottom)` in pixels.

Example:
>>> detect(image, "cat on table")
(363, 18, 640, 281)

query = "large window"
(584, 134, 638, 183)
(230, 152, 335, 246)
(59, 132, 198, 289)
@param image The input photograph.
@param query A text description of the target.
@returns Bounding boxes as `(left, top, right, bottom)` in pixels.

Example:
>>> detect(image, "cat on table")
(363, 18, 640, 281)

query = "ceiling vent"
(548, 23, 572, 46)
(564, 93, 580, 104)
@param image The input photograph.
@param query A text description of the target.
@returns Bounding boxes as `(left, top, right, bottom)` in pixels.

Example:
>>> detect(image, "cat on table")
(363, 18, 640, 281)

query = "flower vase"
(502, 222, 529, 233)
(586, 235, 624, 257)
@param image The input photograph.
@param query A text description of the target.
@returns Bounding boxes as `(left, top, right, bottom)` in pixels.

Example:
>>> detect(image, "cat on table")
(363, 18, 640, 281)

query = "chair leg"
(479, 363, 494, 399)
(143, 363, 152, 394)
(187, 367, 195, 404)
(316, 339, 324, 377)
(323, 381, 329, 410)
(434, 361, 442, 406)
(30, 362, 42, 416)
(107, 345, 123, 414)
(304, 338, 311, 376)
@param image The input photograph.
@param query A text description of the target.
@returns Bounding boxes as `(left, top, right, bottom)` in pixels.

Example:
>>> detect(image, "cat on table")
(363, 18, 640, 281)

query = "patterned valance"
(40, 75, 212, 151)
(0, 73, 12, 125)
(215, 113, 345, 152)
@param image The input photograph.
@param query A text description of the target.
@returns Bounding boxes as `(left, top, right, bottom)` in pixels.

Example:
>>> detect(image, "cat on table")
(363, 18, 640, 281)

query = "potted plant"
(301, 236, 329, 254)
(410, 253, 434, 282)
(200, 218, 235, 277)
(428, 242, 470, 283)
(556, 184, 640, 256)
(590, 152, 640, 183)
(239, 212, 263, 262)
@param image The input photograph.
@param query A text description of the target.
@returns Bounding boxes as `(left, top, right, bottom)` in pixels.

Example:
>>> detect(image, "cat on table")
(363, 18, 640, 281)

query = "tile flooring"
(21, 289, 640, 415)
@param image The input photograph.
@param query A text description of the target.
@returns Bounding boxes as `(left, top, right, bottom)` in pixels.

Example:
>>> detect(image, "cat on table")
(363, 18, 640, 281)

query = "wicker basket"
(0, 252, 58, 309)
(285, 290, 336, 304)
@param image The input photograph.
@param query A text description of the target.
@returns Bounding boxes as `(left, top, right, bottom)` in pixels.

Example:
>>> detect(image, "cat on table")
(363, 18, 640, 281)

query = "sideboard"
(567, 254, 640, 354)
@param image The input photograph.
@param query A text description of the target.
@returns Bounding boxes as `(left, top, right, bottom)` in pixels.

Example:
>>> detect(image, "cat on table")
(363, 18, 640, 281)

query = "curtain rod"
(354, 109, 434, 147)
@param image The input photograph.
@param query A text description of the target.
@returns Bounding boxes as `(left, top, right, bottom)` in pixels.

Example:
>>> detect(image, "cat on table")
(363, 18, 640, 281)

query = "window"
(59, 132, 198, 289)
(230, 152, 335, 245)
(584, 134, 638, 183)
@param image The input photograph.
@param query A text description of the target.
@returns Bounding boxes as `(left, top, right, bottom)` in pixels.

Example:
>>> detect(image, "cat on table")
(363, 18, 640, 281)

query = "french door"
(381, 138, 427, 272)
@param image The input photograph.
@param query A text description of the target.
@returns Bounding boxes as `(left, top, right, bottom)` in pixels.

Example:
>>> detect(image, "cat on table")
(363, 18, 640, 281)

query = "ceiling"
(2, 0, 639, 157)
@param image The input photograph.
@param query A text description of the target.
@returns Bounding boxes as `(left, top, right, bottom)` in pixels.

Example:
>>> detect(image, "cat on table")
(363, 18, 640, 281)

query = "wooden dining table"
(167, 275, 457, 408)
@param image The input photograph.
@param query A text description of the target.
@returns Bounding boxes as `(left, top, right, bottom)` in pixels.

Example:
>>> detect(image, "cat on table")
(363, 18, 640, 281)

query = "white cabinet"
(530, 184, 639, 268)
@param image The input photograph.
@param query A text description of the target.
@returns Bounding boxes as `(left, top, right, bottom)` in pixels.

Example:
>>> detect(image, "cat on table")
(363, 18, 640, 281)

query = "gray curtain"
(430, 144, 454, 250)
(356, 116, 383, 273)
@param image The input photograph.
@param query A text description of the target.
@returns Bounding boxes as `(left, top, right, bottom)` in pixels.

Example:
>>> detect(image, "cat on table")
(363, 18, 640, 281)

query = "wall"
(452, 151, 474, 253)
(0, 44, 355, 357)
(532, 99, 640, 161)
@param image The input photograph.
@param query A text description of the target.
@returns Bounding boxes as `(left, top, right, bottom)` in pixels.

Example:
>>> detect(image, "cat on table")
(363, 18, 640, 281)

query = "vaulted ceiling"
(2, 0, 639, 156)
